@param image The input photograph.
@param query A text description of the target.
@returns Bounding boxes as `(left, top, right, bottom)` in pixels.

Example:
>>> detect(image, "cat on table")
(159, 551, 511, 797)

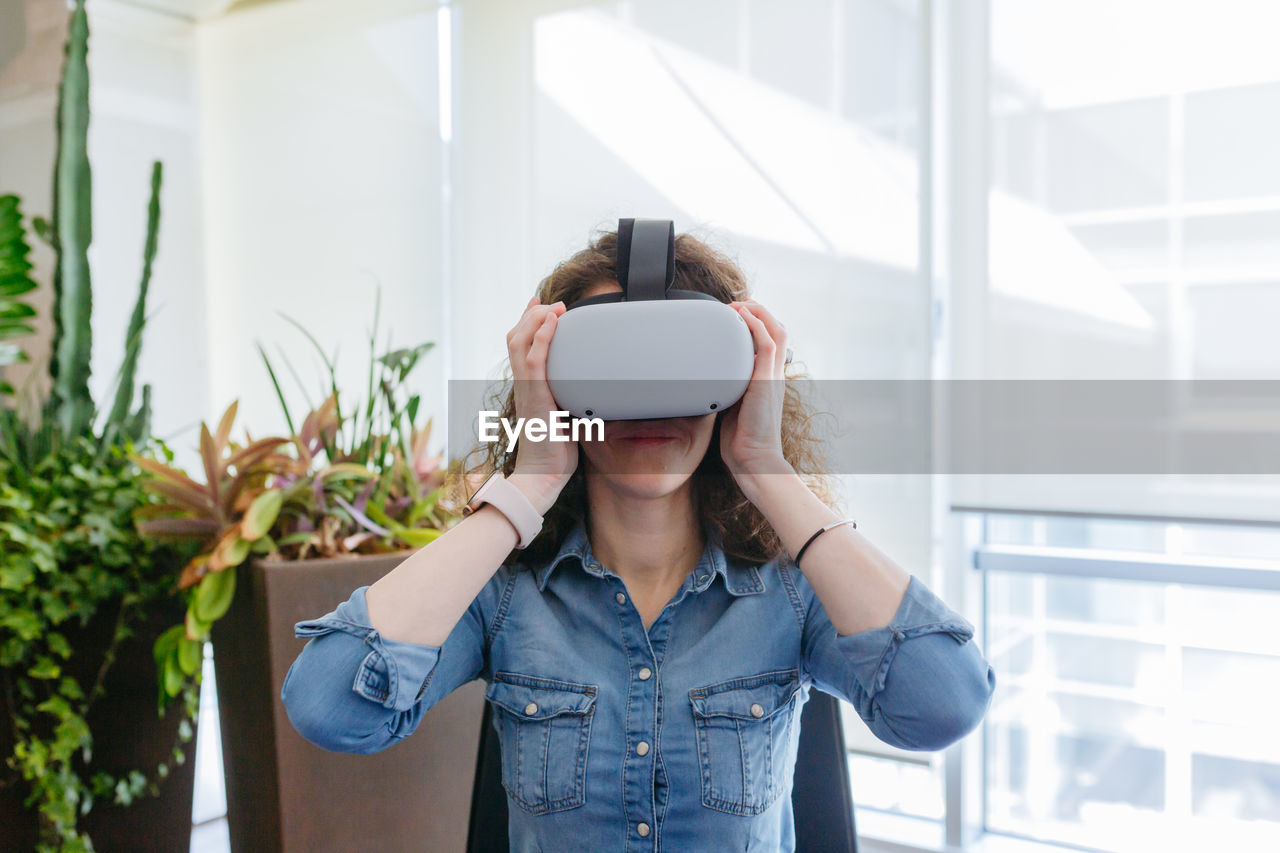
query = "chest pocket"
(485, 671, 598, 815)
(689, 667, 802, 816)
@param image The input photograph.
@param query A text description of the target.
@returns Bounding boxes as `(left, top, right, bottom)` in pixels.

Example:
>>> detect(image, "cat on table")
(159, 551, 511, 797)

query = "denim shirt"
(281, 521, 996, 853)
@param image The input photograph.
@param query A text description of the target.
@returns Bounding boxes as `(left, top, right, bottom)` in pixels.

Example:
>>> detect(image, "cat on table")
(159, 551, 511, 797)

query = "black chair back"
(467, 687, 858, 852)
(791, 687, 859, 852)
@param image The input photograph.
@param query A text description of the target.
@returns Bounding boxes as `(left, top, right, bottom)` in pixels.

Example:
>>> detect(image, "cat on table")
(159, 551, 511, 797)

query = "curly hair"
(450, 224, 834, 567)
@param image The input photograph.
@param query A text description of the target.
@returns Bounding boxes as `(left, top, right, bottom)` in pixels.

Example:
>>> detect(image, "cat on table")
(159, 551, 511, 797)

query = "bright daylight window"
(853, 0, 1280, 850)
(977, 0, 1280, 847)
(981, 514, 1280, 852)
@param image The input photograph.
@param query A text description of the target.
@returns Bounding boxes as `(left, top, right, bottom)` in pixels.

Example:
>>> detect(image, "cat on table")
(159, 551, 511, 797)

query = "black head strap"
(566, 218, 715, 309)
(617, 218, 675, 301)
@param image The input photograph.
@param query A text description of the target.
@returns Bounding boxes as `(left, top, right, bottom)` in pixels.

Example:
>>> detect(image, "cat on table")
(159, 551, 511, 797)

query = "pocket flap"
(690, 668, 800, 721)
(486, 672, 597, 720)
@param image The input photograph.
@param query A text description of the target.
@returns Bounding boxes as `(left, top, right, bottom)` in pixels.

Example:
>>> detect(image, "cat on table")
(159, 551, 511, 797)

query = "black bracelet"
(793, 519, 857, 566)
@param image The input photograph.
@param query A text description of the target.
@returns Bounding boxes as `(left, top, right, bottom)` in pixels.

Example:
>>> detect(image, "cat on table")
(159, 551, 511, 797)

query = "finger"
(740, 299, 785, 339)
(507, 302, 560, 364)
(739, 301, 787, 371)
(524, 312, 558, 382)
(507, 301, 543, 347)
(737, 305, 778, 381)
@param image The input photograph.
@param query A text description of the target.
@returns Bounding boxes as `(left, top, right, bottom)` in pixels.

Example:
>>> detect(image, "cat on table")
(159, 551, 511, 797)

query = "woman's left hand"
(720, 299, 794, 486)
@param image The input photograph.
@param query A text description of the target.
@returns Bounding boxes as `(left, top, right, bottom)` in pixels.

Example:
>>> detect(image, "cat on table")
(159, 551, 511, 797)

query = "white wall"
(0, 0, 210, 469)
(196, 0, 446, 444)
(89, 2, 210, 456)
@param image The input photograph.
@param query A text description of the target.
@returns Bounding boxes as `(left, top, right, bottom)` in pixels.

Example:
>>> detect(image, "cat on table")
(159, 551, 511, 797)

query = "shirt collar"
(533, 518, 766, 596)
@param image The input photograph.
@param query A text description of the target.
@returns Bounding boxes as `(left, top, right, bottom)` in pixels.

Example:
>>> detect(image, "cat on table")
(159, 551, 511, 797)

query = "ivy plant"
(0, 437, 201, 852)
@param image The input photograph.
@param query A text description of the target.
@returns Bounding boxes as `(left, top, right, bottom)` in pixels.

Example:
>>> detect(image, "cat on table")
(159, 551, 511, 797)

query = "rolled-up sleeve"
(280, 567, 507, 754)
(797, 570, 996, 751)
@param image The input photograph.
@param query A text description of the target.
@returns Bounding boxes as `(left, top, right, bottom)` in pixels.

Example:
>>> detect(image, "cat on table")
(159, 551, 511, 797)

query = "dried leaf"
(144, 479, 215, 516)
(225, 437, 291, 472)
(200, 423, 221, 506)
(131, 455, 206, 494)
(178, 554, 209, 590)
(137, 517, 220, 541)
(213, 400, 239, 457)
(207, 526, 250, 572)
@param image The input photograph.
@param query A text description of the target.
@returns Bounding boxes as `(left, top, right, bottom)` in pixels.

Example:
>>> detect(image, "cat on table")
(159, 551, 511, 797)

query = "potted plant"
(133, 302, 486, 852)
(0, 3, 202, 850)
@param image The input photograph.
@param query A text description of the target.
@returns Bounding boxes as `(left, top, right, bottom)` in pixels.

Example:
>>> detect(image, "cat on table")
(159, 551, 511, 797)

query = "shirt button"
(637, 822, 650, 837)
(638, 667, 652, 680)
(894, 629, 905, 641)
(524, 702, 538, 715)
(636, 740, 650, 756)
(616, 592, 627, 604)
(750, 703, 764, 718)
(696, 574, 707, 583)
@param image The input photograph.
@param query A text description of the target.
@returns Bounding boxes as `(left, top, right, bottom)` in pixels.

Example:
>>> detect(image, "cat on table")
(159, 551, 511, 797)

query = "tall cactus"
(104, 161, 162, 449)
(48, 0, 94, 438)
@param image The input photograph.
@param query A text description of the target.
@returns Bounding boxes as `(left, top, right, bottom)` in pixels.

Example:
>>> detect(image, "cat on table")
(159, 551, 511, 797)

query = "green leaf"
(0, 195, 40, 384)
(163, 651, 183, 698)
(240, 489, 283, 541)
(194, 566, 236, 623)
(46, 632, 72, 658)
(29, 656, 61, 679)
(153, 624, 185, 667)
(249, 533, 278, 555)
(0, 302, 35, 318)
(177, 637, 201, 676)
(30, 214, 51, 245)
(221, 534, 252, 568)
(393, 527, 444, 547)
(3, 609, 40, 640)
(0, 561, 34, 590)
(185, 606, 211, 641)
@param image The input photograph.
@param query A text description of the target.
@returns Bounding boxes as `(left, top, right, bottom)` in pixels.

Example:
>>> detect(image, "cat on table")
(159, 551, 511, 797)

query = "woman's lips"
(607, 420, 682, 442)
(617, 435, 678, 446)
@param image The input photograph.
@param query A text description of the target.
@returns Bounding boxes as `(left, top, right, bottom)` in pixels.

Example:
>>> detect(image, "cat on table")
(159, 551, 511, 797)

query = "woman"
(281, 228, 995, 852)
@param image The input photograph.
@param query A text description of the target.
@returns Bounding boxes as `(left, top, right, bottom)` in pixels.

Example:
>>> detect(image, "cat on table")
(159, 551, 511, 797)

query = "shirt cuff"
(293, 585, 443, 712)
(831, 574, 976, 702)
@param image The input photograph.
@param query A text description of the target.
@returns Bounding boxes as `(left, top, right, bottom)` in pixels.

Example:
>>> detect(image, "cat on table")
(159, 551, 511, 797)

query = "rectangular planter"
(210, 552, 485, 853)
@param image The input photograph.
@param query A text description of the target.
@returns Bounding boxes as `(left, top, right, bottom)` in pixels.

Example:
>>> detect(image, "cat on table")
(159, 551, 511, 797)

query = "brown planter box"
(211, 553, 485, 853)
(0, 592, 198, 852)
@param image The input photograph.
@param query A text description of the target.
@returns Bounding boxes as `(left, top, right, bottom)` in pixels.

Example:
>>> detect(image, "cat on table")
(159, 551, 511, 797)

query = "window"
(979, 514, 1280, 852)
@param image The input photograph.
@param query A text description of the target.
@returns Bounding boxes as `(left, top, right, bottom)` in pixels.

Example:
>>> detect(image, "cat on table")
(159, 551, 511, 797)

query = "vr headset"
(545, 218, 755, 421)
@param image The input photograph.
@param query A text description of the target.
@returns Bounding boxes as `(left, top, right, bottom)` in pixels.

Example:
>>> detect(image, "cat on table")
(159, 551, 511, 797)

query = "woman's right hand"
(505, 295, 576, 515)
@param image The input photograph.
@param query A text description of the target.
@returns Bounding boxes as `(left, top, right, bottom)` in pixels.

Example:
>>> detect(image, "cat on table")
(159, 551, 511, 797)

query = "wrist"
(730, 453, 796, 499)
(732, 450, 798, 504)
(507, 469, 566, 515)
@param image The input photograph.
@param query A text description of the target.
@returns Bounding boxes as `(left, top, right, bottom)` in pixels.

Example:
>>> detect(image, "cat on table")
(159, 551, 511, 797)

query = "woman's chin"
(598, 471, 692, 500)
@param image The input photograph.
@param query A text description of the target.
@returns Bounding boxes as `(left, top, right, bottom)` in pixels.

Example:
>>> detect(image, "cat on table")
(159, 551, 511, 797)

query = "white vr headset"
(545, 218, 755, 421)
